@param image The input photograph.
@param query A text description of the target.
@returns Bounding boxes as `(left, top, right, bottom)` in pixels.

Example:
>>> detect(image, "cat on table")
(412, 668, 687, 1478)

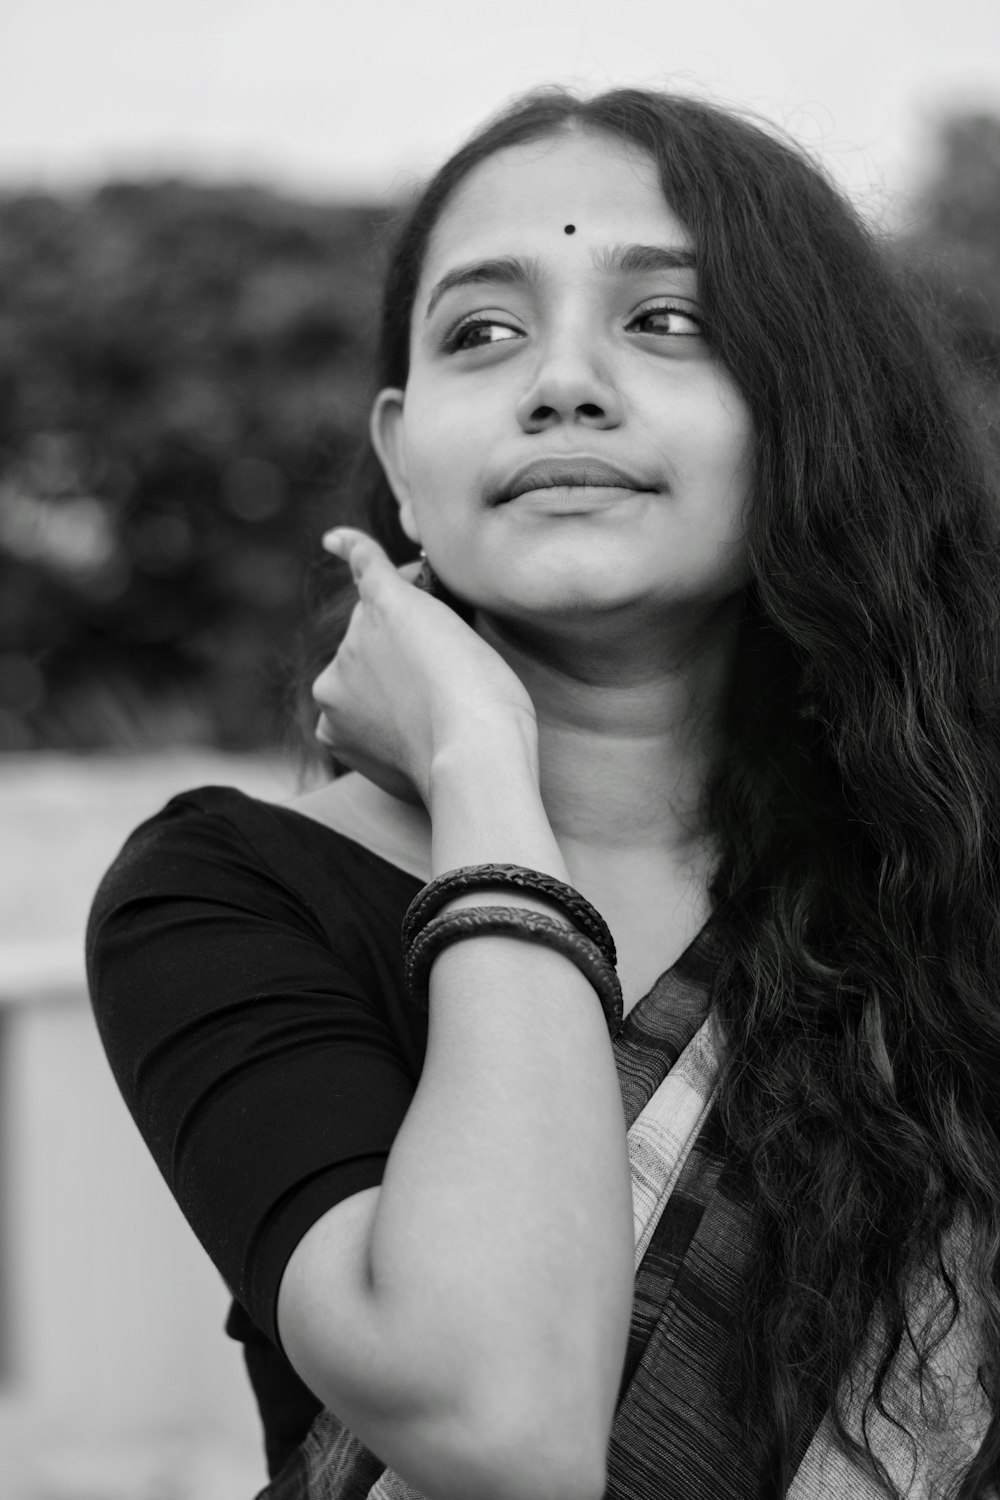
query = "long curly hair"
(292, 87, 1000, 1496)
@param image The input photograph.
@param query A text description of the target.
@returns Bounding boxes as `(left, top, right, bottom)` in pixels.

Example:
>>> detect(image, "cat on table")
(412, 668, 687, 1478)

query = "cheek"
(695, 384, 754, 496)
(404, 407, 483, 509)
(645, 368, 752, 492)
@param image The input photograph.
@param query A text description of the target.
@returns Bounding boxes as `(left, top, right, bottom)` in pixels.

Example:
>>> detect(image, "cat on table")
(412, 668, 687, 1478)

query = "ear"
(369, 387, 420, 545)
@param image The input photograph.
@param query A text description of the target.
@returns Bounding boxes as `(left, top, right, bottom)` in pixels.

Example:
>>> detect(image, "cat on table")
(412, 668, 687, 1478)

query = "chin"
(477, 577, 648, 623)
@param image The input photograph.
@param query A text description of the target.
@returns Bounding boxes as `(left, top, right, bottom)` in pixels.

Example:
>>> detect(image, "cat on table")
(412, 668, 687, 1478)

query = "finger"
(331, 545, 443, 605)
(322, 527, 395, 589)
(320, 526, 353, 557)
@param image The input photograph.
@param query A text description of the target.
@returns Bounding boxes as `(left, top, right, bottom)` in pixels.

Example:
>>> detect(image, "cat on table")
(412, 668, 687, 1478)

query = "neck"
(472, 596, 743, 864)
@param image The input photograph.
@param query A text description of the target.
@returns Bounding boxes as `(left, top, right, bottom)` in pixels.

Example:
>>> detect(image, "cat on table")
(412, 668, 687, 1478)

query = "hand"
(313, 529, 538, 807)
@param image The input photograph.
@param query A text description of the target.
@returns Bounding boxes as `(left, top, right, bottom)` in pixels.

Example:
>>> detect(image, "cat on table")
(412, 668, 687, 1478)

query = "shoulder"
(85, 783, 372, 961)
(86, 780, 426, 978)
(85, 781, 428, 1070)
(88, 784, 311, 913)
(90, 780, 418, 906)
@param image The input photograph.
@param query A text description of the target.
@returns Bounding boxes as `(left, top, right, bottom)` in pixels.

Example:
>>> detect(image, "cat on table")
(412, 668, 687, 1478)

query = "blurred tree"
(894, 112, 1000, 434)
(0, 114, 998, 755)
(0, 180, 389, 751)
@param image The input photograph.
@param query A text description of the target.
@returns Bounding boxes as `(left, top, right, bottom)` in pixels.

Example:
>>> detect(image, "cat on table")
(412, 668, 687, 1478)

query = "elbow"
(460, 1385, 609, 1500)
(368, 1388, 607, 1500)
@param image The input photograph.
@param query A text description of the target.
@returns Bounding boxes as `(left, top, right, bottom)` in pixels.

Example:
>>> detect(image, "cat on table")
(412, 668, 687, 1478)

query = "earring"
(414, 547, 442, 597)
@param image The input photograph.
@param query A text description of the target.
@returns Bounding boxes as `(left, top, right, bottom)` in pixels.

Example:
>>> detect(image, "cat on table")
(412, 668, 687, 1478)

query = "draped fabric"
(255, 912, 992, 1500)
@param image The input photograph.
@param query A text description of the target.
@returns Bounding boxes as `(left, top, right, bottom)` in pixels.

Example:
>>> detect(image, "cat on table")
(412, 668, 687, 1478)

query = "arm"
(279, 535, 634, 1500)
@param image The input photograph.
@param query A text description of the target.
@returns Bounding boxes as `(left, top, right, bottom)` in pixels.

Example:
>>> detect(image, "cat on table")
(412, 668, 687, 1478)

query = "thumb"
(322, 528, 395, 589)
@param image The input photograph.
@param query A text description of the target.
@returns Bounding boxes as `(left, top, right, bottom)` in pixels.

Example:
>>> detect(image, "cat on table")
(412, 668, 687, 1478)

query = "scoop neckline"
(199, 784, 429, 886)
(194, 783, 724, 1028)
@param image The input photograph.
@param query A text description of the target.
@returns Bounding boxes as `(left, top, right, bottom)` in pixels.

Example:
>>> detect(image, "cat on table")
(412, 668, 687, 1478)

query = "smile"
(490, 456, 660, 505)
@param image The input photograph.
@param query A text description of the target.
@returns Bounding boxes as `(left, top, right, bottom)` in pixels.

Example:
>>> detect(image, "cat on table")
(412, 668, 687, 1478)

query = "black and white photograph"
(1, 1, 1000, 1496)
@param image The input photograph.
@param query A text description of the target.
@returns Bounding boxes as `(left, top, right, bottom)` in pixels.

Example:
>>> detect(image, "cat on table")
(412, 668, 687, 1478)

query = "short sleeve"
(85, 789, 424, 1347)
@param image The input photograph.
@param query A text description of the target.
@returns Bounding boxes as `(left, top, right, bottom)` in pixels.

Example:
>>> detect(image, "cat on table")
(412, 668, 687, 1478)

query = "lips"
(491, 457, 659, 505)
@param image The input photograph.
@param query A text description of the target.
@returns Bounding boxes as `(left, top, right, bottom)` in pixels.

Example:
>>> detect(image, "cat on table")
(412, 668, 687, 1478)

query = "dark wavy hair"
(292, 87, 1000, 1496)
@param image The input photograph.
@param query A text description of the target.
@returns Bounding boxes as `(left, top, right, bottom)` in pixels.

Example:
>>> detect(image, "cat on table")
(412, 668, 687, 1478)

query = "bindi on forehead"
(564, 224, 576, 234)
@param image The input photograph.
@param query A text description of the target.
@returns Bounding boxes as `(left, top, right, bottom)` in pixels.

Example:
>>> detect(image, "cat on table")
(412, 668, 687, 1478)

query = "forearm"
(365, 726, 635, 1467)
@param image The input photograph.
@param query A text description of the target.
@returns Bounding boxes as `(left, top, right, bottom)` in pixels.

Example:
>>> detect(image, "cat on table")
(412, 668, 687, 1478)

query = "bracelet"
(404, 904, 623, 1039)
(401, 864, 617, 970)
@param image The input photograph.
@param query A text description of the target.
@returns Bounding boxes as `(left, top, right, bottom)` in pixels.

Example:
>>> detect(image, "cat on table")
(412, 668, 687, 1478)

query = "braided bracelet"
(401, 863, 617, 970)
(404, 904, 623, 1039)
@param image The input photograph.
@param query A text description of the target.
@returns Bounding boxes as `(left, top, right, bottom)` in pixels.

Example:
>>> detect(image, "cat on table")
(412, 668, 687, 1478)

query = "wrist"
(427, 722, 569, 884)
(429, 712, 539, 799)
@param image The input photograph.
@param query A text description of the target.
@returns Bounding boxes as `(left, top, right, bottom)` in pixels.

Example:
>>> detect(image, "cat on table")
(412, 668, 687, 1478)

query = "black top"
(85, 783, 728, 1485)
(86, 785, 428, 1477)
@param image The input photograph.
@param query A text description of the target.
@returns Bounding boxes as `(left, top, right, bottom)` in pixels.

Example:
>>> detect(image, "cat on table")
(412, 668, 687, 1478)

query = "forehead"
(420, 130, 692, 288)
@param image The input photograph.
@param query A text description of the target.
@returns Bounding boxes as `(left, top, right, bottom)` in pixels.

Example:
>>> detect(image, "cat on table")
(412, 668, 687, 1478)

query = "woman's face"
(370, 128, 753, 627)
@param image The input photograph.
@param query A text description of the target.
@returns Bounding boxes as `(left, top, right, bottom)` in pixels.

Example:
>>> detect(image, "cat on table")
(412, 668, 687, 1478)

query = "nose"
(514, 334, 624, 433)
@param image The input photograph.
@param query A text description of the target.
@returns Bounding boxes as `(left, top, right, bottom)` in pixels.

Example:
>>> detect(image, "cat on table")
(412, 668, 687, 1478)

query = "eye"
(443, 316, 523, 353)
(629, 303, 703, 338)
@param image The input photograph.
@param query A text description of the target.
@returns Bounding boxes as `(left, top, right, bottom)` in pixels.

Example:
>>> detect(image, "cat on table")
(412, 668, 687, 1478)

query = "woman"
(87, 86, 1000, 1499)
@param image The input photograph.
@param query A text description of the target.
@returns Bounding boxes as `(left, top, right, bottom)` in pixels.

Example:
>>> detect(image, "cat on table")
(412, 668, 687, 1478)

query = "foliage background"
(0, 112, 998, 756)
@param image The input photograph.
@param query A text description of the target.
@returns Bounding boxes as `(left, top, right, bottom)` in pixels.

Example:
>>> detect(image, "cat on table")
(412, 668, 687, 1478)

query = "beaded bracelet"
(404, 904, 624, 1039)
(401, 863, 617, 970)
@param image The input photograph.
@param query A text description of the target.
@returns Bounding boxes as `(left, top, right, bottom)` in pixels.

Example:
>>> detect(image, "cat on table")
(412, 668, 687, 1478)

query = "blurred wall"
(0, 752, 306, 1500)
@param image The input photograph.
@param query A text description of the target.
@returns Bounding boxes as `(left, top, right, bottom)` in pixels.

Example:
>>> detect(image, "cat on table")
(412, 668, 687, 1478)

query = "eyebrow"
(423, 242, 698, 319)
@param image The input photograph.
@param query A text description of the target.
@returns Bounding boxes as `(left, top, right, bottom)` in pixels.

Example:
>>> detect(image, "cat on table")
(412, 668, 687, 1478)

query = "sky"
(0, 0, 998, 227)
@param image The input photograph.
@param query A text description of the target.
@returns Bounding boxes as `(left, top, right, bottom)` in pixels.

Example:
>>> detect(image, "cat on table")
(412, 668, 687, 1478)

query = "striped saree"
(258, 915, 992, 1500)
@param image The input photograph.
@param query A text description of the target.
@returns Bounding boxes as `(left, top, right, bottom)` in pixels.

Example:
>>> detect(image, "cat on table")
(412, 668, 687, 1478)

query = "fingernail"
(322, 530, 344, 554)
